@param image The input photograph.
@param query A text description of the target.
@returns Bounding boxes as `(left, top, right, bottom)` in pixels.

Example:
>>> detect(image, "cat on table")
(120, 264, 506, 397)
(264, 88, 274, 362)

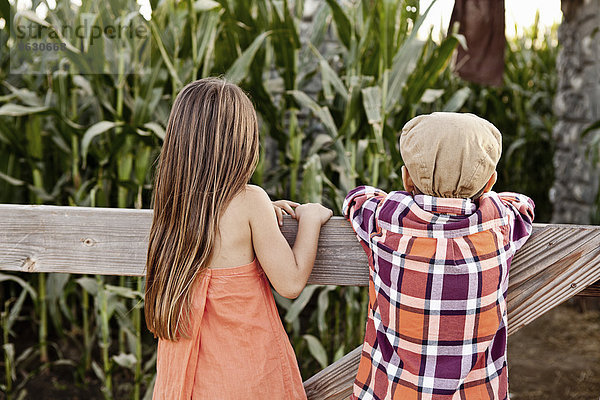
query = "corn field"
(0, 0, 557, 398)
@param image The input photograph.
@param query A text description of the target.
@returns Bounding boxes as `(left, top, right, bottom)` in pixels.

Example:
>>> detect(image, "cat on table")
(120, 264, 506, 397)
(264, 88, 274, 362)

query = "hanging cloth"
(449, 0, 506, 86)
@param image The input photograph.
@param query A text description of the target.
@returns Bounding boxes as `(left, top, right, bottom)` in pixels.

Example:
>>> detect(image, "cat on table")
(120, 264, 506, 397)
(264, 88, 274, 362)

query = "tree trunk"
(551, 0, 600, 223)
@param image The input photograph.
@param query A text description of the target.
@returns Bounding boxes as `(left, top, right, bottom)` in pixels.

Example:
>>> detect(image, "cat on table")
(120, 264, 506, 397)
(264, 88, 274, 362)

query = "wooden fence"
(1, 204, 600, 399)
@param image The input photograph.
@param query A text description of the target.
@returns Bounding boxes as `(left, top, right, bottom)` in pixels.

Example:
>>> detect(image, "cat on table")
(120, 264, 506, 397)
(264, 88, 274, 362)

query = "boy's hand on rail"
(295, 203, 333, 226)
(272, 200, 300, 226)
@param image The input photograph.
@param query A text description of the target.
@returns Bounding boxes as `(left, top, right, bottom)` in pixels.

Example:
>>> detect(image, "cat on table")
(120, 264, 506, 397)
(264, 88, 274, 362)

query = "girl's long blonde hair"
(145, 78, 259, 340)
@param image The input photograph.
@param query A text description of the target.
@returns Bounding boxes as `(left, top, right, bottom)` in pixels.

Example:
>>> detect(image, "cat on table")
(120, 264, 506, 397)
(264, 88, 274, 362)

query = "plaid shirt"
(343, 186, 535, 400)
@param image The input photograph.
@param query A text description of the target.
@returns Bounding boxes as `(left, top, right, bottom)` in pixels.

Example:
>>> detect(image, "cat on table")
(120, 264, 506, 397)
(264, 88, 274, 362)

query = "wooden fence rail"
(1, 204, 600, 399)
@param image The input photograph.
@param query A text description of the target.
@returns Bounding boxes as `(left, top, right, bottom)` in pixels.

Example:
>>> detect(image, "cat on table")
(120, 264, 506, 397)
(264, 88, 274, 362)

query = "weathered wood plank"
(507, 224, 600, 334)
(303, 345, 362, 400)
(0, 204, 371, 282)
(280, 217, 369, 286)
(0, 205, 599, 297)
(2, 204, 600, 400)
(578, 281, 600, 296)
(0, 204, 153, 276)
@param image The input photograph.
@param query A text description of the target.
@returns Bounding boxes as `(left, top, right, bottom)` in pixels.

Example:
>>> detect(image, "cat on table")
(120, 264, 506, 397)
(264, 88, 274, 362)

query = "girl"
(145, 78, 332, 399)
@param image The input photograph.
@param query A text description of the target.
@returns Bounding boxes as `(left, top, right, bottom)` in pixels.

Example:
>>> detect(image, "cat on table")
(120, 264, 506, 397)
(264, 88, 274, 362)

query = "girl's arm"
(272, 199, 299, 226)
(246, 186, 332, 298)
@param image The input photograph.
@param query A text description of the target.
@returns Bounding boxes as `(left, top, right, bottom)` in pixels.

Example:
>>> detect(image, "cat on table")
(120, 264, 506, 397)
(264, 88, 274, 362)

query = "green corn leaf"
(76, 277, 99, 296)
(316, 286, 336, 335)
(15, 346, 36, 366)
(402, 35, 459, 111)
(308, 133, 334, 156)
(112, 353, 137, 370)
(0, 104, 49, 117)
(0, 273, 37, 299)
(133, 84, 164, 128)
(385, 38, 426, 113)
(3, 83, 44, 106)
(118, 152, 134, 182)
(91, 361, 106, 381)
(194, 0, 221, 11)
(28, 185, 55, 202)
(144, 353, 158, 374)
(320, 58, 348, 100)
(272, 290, 293, 311)
(105, 284, 143, 300)
(46, 273, 70, 302)
(303, 334, 328, 369)
(300, 154, 324, 203)
(143, 122, 166, 140)
(72, 75, 93, 96)
(150, 19, 182, 89)
(289, 90, 353, 191)
(442, 87, 471, 112)
(384, 0, 438, 113)
(409, 0, 436, 36)
(2, 343, 15, 377)
(105, 293, 123, 320)
(309, 43, 347, 100)
(195, 10, 220, 75)
(225, 31, 271, 84)
(362, 86, 385, 152)
(333, 344, 346, 362)
(135, 146, 153, 185)
(337, 78, 365, 137)
(309, 3, 329, 47)
(325, 0, 352, 48)
(6, 290, 28, 333)
(288, 90, 338, 137)
(285, 285, 320, 323)
(81, 121, 122, 162)
(420, 88, 444, 104)
(46, 272, 68, 334)
(143, 375, 157, 400)
(505, 137, 527, 162)
(0, 124, 11, 145)
(361, 86, 382, 125)
(271, 0, 300, 90)
(0, 171, 26, 186)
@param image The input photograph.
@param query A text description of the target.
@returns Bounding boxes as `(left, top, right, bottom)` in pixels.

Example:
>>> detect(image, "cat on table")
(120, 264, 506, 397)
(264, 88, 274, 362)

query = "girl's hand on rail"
(294, 203, 333, 226)
(272, 200, 300, 226)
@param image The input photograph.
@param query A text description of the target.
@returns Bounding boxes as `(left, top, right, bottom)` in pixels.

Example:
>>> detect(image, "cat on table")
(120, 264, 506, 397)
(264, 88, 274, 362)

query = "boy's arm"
(343, 186, 387, 245)
(497, 192, 535, 251)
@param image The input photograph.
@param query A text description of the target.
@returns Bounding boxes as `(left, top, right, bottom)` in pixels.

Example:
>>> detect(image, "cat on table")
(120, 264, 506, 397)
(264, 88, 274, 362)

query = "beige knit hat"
(399, 112, 502, 198)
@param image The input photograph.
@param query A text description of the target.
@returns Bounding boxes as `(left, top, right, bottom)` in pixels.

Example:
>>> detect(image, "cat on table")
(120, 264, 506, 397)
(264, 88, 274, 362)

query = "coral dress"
(153, 259, 307, 400)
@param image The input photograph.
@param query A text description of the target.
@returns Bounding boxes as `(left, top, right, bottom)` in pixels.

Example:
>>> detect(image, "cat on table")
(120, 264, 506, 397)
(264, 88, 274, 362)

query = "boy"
(343, 112, 534, 400)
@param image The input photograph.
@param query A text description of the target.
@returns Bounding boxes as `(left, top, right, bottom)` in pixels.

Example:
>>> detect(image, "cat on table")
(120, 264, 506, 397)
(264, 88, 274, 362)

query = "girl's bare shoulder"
(242, 184, 271, 206)
(237, 184, 274, 221)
